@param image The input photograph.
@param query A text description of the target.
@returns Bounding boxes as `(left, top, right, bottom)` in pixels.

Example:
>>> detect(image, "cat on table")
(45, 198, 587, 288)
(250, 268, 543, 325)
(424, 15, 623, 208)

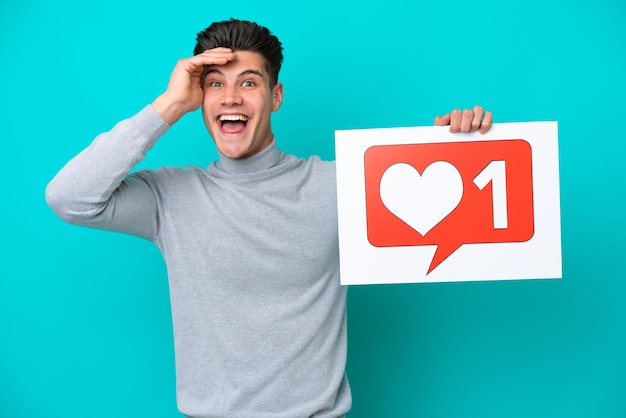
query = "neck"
(214, 138, 280, 174)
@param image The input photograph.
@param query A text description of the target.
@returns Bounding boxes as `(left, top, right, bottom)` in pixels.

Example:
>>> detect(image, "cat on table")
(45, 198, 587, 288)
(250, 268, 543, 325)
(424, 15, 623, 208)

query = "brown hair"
(194, 19, 284, 86)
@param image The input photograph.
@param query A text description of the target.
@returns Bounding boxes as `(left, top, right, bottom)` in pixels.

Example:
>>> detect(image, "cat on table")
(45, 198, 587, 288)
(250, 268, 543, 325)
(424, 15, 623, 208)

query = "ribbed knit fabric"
(46, 106, 351, 418)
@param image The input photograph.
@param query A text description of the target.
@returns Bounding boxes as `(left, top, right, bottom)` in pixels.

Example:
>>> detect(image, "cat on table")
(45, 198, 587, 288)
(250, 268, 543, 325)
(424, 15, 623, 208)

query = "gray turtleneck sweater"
(45, 106, 351, 418)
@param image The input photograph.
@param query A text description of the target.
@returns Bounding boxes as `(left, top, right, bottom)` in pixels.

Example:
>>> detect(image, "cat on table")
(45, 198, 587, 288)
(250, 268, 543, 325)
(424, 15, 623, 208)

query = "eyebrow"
(202, 68, 265, 81)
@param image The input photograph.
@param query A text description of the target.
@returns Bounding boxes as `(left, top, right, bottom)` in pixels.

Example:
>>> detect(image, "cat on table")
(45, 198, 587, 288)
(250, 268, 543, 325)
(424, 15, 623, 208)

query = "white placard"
(335, 122, 561, 285)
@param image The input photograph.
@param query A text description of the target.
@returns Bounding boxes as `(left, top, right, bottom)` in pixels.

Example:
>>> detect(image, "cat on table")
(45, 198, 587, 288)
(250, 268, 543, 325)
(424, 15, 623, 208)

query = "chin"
(216, 143, 251, 159)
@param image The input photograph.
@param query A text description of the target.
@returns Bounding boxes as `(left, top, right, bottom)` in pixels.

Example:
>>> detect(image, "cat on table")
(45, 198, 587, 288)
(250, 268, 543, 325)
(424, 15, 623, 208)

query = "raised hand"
(151, 48, 237, 125)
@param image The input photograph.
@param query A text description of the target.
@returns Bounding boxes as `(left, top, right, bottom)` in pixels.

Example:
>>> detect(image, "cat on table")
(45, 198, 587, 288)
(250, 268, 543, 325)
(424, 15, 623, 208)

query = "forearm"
(46, 105, 169, 236)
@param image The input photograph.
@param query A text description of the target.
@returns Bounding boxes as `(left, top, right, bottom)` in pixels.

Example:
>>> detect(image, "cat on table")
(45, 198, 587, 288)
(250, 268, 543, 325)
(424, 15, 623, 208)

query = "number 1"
(473, 160, 508, 229)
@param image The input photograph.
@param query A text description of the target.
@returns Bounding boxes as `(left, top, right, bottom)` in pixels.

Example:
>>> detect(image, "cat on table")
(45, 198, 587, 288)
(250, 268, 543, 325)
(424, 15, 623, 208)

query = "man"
(46, 19, 492, 418)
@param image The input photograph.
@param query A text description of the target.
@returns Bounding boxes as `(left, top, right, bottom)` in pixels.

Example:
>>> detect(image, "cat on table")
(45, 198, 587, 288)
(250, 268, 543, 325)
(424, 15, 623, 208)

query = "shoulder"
(297, 154, 336, 173)
(130, 165, 208, 186)
(305, 156, 336, 182)
(280, 155, 337, 194)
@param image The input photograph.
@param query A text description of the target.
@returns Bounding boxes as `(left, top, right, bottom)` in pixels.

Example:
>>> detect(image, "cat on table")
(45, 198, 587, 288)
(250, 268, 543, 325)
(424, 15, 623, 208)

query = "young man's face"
(201, 50, 283, 159)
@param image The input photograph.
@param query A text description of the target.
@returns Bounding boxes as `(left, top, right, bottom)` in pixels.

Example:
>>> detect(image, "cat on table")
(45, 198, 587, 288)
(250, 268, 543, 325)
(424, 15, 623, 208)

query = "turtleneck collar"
(213, 138, 281, 175)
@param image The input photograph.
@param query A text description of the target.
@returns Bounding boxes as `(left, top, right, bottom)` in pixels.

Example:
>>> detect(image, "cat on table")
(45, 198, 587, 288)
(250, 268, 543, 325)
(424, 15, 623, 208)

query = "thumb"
(434, 114, 451, 126)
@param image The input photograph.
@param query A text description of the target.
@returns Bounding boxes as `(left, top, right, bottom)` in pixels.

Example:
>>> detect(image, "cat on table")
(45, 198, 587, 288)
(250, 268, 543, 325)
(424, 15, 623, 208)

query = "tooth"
(220, 115, 247, 122)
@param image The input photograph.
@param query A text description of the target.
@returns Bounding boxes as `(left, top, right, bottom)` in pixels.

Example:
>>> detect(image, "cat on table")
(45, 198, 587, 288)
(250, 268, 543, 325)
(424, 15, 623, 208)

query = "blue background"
(1, 0, 625, 416)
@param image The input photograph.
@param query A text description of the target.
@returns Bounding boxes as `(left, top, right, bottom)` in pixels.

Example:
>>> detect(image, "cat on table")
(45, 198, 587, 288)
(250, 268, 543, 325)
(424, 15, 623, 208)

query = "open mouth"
(219, 114, 249, 134)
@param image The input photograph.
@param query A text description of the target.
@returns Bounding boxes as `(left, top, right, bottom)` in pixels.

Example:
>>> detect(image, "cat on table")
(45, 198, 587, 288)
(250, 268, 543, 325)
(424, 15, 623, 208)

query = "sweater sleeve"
(45, 105, 170, 241)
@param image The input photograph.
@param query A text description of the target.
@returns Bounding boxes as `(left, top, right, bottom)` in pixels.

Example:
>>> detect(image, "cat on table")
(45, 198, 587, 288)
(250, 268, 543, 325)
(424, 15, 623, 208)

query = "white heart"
(380, 161, 463, 236)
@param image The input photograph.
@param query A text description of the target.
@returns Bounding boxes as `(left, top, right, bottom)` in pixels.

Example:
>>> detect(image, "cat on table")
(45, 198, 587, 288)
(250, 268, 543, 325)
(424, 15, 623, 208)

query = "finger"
(200, 47, 233, 54)
(190, 49, 237, 68)
(471, 105, 483, 131)
(479, 110, 493, 134)
(188, 51, 238, 81)
(460, 109, 474, 132)
(196, 47, 234, 60)
(434, 114, 451, 126)
(449, 109, 462, 132)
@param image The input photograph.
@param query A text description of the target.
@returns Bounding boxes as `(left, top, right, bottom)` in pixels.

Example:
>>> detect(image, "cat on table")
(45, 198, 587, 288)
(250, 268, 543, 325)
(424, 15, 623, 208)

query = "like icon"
(364, 140, 535, 273)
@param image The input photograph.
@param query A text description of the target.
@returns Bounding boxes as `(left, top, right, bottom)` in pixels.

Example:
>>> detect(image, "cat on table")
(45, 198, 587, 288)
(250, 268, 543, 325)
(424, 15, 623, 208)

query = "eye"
(204, 80, 222, 88)
(241, 80, 255, 87)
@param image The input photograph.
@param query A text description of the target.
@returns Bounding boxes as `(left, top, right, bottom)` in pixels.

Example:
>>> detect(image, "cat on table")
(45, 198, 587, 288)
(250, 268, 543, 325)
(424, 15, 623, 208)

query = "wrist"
(150, 94, 192, 126)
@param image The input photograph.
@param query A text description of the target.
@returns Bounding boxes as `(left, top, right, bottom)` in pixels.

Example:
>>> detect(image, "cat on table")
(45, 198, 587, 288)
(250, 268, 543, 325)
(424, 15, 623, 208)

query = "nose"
(222, 84, 242, 106)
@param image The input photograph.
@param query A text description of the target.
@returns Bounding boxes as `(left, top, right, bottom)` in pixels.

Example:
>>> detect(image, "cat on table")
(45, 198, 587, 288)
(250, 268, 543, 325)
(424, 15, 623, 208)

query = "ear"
(271, 82, 284, 112)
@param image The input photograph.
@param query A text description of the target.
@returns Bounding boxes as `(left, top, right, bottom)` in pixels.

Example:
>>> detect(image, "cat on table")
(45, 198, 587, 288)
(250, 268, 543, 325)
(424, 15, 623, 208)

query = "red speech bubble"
(364, 140, 534, 274)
